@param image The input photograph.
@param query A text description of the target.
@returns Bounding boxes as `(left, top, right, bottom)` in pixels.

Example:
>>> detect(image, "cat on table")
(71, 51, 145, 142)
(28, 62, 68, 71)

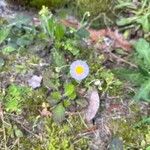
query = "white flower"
(94, 80, 101, 86)
(70, 60, 89, 81)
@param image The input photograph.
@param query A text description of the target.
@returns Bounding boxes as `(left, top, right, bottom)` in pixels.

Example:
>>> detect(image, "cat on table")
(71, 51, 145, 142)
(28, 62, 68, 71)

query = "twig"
(99, 45, 137, 68)
(87, 12, 114, 29)
(0, 103, 8, 150)
(108, 51, 138, 68)
(9, 116, 40, 139)
(10, 138, 19, 150)
(87, 13, 103, 29)
(118, 24, 137, 32)
(75, 125, 98, 140)
(145, 32, 150, 38)
(78, 112, 89, 129)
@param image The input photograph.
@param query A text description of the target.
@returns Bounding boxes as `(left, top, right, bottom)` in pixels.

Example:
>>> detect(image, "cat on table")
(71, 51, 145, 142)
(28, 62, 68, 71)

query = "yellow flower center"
(75, 66, 84, 75)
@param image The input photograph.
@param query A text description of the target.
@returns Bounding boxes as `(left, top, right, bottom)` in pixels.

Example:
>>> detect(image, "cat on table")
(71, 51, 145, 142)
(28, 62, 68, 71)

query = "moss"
(0, 17, 8, 25)
(1, 49, 41, 74)
(30, 0, 68, 9)
(77, 0, 114, 15)
(75, 0, 116, 28)
(109, 118, 150, 149)
(10, 115, 90, 149)
(45, 115, 90, 150)
(7, 0, 68, 9)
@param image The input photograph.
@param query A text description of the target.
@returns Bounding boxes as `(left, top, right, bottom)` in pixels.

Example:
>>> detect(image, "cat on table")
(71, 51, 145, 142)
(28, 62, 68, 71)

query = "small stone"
(28, 75, 42, 89)
(109, 137, 123, 150)
(84, 89, 100, 122)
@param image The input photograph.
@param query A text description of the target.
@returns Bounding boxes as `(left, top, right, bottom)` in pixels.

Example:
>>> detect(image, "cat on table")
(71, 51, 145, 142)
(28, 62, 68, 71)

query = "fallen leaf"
(28, 75, 42, 89)
(88, 28, 107, 42)
(61, 19, 132, 51)
(84, 89, 100, 122)
(40, 108, 51, 117)
(60, 18, 80, 29)
(106, 29, 132, 51)
(89, 28, 132, 51)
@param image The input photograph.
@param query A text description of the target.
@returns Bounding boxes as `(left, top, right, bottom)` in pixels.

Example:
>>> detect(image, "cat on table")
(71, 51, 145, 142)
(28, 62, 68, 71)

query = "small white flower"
(94, 80, 101, 86)
(86, 11, 90, 17)
(70, 60, 89, 81)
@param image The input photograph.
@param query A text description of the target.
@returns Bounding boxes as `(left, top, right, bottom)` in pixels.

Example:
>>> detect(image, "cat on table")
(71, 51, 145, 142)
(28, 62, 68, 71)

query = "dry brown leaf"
(84, 89, 100, 122)
(40, 108, 51, 117)
(61, 19, 132, 51)
(60, 19, 80, 29)
(88, 29, 106, 42)
(105, 29, 132, 51)
(89, 28, 132, 51)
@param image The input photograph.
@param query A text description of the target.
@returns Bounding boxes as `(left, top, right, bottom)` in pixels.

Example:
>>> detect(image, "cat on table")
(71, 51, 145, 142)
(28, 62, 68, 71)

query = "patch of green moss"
(77, 0, 114, 15)
(10, 115, 90, 150)
(7, 0, 68, 9)
(4, 84, 32, 113)
(45, 115, 90, 150)
(1, 49, 41, 74)
(30, 0, 68, 9)
(110, 118, 150, 149)
(76, 0, 116, 28)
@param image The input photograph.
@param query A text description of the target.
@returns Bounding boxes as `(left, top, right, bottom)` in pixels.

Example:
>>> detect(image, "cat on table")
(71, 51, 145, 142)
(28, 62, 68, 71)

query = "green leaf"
(134, 38, 150, 66)
(69, 92, 76, 100)
(141, 16, 149, 32)
(8, 14, 32, 28)
(62, 39, 80, 56)
(51, 91, 61, 100)
(16, 35, 33, 47)
(47, 18, 55, 37)
(43, 69, 60, 89)
(63, 99, 71, 107)
(113, 68, 146, 86)
(116, 16, 138, 26)
(54, 24, 65, 40)
(4, 84, 30, 113)
(115, 2, 136, 9)
(5, 98, 21, 113)
(13, 125, 23, 138)
(64, 83, 75, 97)
(76, 27, 90, 38)
(49, 91, 62, 105)
(0, 27, 11, 44)
(135, 117, 150, 127)
(52, 48, 66, 67)
(135, 79, 150, 102)
(52, 103, 65, 123)
(67, 47, 79, 56)
(137, 16, 150, 32)
(146, 146, 150, 150)
(2, 46, 16, 54)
